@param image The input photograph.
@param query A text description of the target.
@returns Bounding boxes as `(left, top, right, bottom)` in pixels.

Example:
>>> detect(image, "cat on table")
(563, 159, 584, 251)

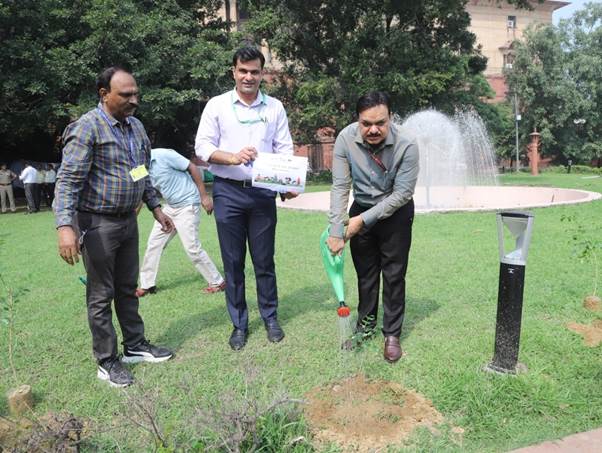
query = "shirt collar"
(231, 89, 267, 108)
(96, 103, 131, 126)
(354, 122, 395, 150)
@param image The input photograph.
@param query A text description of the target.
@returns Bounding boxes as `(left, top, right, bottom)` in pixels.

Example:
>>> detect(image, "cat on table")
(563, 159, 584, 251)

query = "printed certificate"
(252, 152, 309, 193)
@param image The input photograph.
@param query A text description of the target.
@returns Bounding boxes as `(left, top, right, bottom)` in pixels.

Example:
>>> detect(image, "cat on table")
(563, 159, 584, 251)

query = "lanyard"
(230, 92, 267, 125)
(97, 108, 138, 167)
(367, 150, 387, 172)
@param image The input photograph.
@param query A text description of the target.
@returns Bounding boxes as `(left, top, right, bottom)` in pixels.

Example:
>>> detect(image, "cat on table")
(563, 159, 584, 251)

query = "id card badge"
(129, 165, 149, 182)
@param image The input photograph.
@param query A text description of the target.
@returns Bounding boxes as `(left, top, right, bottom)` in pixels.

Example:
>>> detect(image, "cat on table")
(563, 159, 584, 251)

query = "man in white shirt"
(19, 163, 38, 213)
(195, 46, 297, 350)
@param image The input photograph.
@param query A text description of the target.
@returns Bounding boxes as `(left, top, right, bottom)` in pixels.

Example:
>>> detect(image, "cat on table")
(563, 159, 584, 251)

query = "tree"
(506, 2, 602, 164)
(0, 0, 234, 160)
(241, 0, 490, 140)
(237, 0, 544, 143)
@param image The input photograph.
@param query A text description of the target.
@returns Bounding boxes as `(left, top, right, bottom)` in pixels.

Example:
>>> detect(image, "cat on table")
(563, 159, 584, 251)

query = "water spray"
(320, 227, 354, 350)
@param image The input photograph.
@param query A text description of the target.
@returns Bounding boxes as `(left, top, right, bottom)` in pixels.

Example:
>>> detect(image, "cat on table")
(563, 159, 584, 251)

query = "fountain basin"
(277, 186, 601, 213)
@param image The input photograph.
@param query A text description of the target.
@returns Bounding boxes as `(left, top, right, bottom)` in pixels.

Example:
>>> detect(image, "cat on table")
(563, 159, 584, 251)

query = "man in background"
(137, 148, 225, 297)
(19, 162, 38, 213)
(0, 163, 17, 213)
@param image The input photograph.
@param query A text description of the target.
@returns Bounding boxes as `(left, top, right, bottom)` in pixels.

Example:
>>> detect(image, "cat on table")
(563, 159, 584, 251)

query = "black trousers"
(77, 211, 145, 362)
(212, 178, 279, 330)
(349, 199, 414, 337)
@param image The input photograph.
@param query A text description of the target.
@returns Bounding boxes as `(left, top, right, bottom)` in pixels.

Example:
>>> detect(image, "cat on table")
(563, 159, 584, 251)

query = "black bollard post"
(567, 159, 572, 174)
(485, 211, 534, 375)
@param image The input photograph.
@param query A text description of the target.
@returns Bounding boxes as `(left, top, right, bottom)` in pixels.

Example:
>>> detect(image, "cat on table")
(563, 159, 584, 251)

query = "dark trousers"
(212, 178, 278, 330)
(41, 183, 54, 207)
(349, 199, 414, 337)
(33, 183, 41, 210)
(24, 183, 37, 212)
(77, 211, 145, 362)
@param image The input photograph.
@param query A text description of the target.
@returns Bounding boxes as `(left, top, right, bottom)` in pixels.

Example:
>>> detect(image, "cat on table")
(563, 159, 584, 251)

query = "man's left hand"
(152, 207, 175, 233)
(345, 215, 364, 240)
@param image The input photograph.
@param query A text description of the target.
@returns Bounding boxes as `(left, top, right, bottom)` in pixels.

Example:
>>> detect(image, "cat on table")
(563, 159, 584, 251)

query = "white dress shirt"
(45, 169, 56, 183)
(195, 89, 293, 181)
(19, 166, 38, 184)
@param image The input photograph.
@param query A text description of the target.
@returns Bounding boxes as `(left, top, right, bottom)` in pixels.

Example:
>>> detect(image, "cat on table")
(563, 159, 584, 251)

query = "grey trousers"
(24, 183, 37, 212)
(77, 211, 145, 362)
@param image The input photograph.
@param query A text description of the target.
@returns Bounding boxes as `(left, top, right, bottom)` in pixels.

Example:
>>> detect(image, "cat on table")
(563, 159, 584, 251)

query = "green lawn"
(1, 173, 601, 451)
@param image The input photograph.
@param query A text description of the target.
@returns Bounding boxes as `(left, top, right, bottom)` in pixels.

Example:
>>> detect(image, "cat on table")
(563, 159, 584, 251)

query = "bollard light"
(484, 211, 534, 375)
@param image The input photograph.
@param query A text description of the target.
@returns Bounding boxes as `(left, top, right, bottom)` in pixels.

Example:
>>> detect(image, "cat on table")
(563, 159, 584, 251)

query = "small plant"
(349, 315, 376, 350)
(561, 215, 602, 306)
(190, 365, 306, 453)
(0, 238, 26, 387)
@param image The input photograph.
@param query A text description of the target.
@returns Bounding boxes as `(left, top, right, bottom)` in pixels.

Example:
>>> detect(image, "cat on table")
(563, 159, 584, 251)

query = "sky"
(552, 0, 602, 24)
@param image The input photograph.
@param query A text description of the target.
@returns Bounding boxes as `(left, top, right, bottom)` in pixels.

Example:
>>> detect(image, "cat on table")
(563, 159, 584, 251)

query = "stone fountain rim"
(276, 186, 602, 214)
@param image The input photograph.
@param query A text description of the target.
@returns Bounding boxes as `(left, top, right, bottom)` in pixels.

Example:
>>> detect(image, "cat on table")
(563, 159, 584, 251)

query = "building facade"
(466, 0, 568, 102)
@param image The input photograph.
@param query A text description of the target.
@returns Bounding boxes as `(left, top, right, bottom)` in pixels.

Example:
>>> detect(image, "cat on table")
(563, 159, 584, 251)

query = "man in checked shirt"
(54, 67, 175, 387)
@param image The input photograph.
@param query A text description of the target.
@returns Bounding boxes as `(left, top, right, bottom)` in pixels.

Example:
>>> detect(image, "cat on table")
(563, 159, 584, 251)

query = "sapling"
(562, 215, 602, 310)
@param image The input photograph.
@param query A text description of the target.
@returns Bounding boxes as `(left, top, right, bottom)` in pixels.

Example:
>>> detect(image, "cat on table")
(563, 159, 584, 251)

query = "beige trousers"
(0, 185, 16, 212)
(139, 204, 223, 289)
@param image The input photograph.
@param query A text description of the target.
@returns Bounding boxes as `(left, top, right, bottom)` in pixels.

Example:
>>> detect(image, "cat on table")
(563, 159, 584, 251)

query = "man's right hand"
(233, 146, 257, 165)
(57, 226, 80, 265)
(326, 236, 346, 256)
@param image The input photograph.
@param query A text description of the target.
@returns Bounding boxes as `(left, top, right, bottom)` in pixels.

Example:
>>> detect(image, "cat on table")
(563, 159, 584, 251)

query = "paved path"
(510, 427, 602, 452)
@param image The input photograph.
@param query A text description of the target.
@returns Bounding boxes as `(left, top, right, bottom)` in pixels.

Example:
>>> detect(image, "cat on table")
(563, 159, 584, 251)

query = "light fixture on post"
(484, 211, 534, 375)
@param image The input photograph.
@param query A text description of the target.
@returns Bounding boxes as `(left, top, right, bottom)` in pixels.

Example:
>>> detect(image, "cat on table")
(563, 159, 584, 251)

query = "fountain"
(277, 109, 601, 213)
(400, 109, 498, 210)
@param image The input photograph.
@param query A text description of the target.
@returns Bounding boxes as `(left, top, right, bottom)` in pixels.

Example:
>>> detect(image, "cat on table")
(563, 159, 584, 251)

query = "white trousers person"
(139, 204, 224, 289)
(0, 184, 16, 212)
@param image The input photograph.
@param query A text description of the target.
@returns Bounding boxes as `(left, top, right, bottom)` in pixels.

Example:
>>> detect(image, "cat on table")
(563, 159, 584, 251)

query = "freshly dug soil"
(304, 374, 444, 452)
(567, 319, 602, 347)
(583, 295, 602, 312)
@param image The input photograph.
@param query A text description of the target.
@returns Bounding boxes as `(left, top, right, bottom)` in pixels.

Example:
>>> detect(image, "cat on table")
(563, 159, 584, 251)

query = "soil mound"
(583, 295, 602, 312)
(567, 319, 602, 347)
(304, 374, 443, 452)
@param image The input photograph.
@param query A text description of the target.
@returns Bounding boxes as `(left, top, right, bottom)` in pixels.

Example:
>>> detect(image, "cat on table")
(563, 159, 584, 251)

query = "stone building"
(466, 0, 568, 102)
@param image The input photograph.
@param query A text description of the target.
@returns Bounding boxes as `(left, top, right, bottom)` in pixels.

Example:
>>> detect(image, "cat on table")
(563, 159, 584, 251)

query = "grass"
(1, 173, 601, 451)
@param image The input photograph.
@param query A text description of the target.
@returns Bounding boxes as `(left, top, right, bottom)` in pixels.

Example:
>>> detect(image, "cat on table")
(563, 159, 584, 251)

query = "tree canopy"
(0, 0, 234, 160)
(506, 2, 602, 163)
(241, 0, 502, 141)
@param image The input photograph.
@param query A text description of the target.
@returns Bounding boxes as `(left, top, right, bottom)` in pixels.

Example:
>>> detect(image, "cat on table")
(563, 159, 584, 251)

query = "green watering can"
(320, 227, 350, 317)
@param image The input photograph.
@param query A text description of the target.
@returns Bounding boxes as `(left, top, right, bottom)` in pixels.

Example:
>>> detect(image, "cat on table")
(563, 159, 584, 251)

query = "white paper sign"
(252, 152, 308, 193)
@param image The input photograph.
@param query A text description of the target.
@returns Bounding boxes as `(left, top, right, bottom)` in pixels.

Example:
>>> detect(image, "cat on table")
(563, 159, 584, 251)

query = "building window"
(507, 15, 517, 29)
(503, 53, 515, 69)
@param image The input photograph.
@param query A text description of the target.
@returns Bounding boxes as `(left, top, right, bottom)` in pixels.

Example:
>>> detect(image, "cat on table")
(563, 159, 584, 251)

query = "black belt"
(0, 183, 10, 186)
(77, 209, 134, 218)
(214, 176, 253, 188)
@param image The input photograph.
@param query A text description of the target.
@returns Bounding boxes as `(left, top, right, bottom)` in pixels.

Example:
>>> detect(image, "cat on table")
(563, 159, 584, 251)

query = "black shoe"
(97, 357, 134, 388)
(265, 319, 285, 343)
(229, 328, 248, 350)
(122, 339, 173, 364)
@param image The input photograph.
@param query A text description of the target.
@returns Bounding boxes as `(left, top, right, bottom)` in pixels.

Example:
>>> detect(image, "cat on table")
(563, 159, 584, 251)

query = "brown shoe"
(384, 336, 402, 363)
